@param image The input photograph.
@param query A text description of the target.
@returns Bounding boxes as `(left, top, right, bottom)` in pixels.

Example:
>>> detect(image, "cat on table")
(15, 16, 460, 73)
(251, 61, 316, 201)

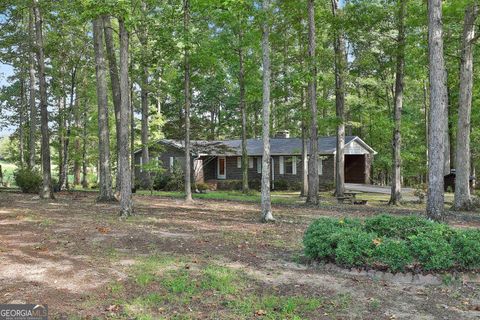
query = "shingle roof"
(137, 136, 376, 156)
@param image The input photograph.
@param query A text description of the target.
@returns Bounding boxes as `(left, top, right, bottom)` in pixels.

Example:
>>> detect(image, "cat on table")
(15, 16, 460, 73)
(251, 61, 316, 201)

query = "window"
(169, 156, 174, 173)
(249, 157, 254, 169)
(280, 156, 297, 175)
(237, 157, 241, 168)
(318, 159, 323, 176)
(256, 157, 262, 173)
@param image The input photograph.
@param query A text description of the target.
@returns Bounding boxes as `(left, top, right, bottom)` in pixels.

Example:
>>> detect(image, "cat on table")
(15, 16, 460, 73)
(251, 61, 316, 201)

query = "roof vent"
(275, 130, 290, 139)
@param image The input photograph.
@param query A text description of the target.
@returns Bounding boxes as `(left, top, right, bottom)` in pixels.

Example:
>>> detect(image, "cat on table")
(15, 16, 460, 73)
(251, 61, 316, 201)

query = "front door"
(217, 156, 226, 179)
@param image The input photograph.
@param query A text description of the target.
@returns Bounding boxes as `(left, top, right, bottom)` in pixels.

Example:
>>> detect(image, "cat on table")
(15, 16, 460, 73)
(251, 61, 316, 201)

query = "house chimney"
(275, 130, 290, 138)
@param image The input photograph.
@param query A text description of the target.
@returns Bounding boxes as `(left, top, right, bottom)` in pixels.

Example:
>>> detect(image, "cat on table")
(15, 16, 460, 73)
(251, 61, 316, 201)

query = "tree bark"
(33, 0, 53, 199)
(427, 0, 447, 220)
(28, 9, 36, 170)
(306, 0, 319, 205)
(184, 0, 193, 202)
(92, 17, 115, 201)
(81, 94, 88, 189)
(139, 2, 151, 190)
(238, 27, 249, 193)
(301, 88, 308, 197)
(103, 15, 122, 192)
(118, 18, 133, 217)
(332, 0, 346, 198)
(454, 2, 478, 210)
(19, 75, 25, 168)
(389, 0, 406, 205)
(261, 0, 274, 222)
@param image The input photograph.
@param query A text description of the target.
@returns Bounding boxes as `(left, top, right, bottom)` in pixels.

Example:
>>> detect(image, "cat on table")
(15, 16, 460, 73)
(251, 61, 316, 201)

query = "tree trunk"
(33, 0, 53, 199)
(131, 69, 136, 190)
(139, 2, 151, 190)
(454, 2, 478, 210)
(301, 88, 308, 197)
(427, 0, 447, 220)
(58, 93, 66, 189)
(92, 17, 115, 201)
(19, 75, 25, 168)
(118, 18, 133, 217)
(184, 0, 193, 202)
(306, 0, 319, 205)
(81, 95, 88, 189)
(238, 27, 249, 193)
(332, 0, 346, 198)
(103, 15, 122, 192)
(261, 0, 274, 222)
(73, 85, 82, 186)
(28, 9, 36, 170)
(389, 0, 406, 205)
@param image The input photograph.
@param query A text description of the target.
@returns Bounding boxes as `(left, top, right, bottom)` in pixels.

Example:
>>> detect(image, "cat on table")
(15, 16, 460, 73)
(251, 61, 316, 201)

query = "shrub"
(373, 239, 413, 272)
(164, 164, 184, 191)
(451, 229, 480, 269)
(304, 217, 361, 260)
(364, 214, 435, 239)
(217, 180, 242, 190)
(274, 179, 289, 191)
(153, 173, 170, 191)
(14, 168, 42, 193)
(196, 183, 210, 193)
(335, 229, 377, 267)
(304, 214, 479, 273)
(248, 178, 261, 191)
(409, 232, 454, 271)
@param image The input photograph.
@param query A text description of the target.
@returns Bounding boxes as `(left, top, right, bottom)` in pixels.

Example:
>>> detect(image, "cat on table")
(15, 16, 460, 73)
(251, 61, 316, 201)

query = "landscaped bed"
(304, 214, 480, 272)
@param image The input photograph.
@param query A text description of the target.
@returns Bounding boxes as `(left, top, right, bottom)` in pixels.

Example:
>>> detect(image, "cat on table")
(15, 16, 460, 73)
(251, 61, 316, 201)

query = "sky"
(0, 62, 14, 138)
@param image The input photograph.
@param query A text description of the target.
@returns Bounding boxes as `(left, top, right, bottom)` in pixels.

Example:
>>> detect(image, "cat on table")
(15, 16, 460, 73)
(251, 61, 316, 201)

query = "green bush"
(409, 232, 454, 271)
(373, 239, 413, 272)
(196, 182, 210, 193)
(248, 178, 261, 191)
(217, 180, 242, 190)
(335, 229, 377, 267)
(304, 214, 480, 272)
(14, 168, 42, 193)
(274, 179, 289, 191)
(364, 214, 434, 239)
(451, 229, 480, 269)
(153, 173, 170, 191)
(303, 217, 361, 260)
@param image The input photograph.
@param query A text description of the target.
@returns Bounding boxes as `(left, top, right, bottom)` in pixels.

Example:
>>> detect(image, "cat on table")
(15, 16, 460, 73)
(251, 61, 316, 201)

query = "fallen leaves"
(96, 226, 110, 234)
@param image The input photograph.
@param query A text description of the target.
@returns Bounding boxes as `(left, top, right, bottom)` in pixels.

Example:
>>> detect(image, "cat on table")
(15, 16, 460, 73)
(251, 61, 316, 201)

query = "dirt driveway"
(0, 191, 479, 319)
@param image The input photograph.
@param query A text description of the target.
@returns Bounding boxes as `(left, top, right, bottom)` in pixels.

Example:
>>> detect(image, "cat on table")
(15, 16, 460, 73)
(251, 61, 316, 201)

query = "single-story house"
(133, 132, 376, 189)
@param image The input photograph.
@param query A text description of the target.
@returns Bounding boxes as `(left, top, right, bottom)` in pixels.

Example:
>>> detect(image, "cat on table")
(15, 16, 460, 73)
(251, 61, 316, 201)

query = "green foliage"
(451, 229, 480, 269)
(409, 232, 455, 271)
(304, 214, 480, 272)
(274, 179, 301, 191)
(373, 239, 413, 272)
(335, 229, 377, 267)
(152, 163, 184, 192)
(14, 168, 42, 193)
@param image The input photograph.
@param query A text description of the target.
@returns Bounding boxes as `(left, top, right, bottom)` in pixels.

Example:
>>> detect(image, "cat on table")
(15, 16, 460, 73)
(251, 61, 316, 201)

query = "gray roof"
(137, 136, 376, 156)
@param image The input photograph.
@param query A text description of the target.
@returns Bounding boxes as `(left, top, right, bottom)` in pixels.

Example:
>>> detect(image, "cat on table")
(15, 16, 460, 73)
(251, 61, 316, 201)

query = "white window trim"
(237, 156, 241, 168)
(279, 156, 284, 175)
(139, 157, 143, 172)
(292, 156, 297, 175)
(256, 157, 262, 173)
(248, 157, 254, 169)
(169, 156, 174, 172)
(318, 159, 323, 176)
(217, 156, 226, 179)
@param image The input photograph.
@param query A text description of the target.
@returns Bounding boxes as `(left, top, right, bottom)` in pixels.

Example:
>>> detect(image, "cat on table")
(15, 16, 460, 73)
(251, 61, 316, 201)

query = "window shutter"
(292, 156, 297, 175)
(318, 159, 323, 176)
(279, 156, 284, 175)
(249, 157, 254, 168)
(237, 157, 241, 168)
(257, 157, 262, 173)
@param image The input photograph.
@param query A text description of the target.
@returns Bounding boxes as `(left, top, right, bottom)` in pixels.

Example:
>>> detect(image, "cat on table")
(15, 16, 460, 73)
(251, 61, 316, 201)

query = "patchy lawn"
(0, 191, 479, 319)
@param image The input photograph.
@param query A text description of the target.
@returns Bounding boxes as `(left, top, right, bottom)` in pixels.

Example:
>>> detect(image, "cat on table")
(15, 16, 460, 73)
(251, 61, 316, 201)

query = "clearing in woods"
(0, 191, 479, 319)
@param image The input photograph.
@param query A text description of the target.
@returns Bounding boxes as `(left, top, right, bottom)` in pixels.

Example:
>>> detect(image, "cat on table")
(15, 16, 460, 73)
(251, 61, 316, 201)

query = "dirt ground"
(0, 191, 479, 319)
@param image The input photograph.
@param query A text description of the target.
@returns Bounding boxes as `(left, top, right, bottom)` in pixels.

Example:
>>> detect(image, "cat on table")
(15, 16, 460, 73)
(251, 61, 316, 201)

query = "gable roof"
(136, 136, 376, 156)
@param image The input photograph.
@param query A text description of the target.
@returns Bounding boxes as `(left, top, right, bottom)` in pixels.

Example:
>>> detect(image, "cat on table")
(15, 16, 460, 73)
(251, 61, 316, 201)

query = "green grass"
(136, 189, 302, 205)
(0, 160, 17, 187)
(118, 256, 326, 319)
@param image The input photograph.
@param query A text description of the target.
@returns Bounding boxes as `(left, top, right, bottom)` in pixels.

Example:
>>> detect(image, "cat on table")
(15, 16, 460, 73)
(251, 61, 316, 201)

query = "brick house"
(133, 133, 376, 190)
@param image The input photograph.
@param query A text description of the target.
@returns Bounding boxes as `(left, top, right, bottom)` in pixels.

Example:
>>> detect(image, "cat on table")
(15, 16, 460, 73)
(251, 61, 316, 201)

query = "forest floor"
(1, 190, 480, 319)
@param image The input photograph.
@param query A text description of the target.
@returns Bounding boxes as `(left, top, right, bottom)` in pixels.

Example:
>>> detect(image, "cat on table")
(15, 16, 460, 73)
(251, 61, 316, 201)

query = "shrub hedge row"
(303, 214, 480, 272)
